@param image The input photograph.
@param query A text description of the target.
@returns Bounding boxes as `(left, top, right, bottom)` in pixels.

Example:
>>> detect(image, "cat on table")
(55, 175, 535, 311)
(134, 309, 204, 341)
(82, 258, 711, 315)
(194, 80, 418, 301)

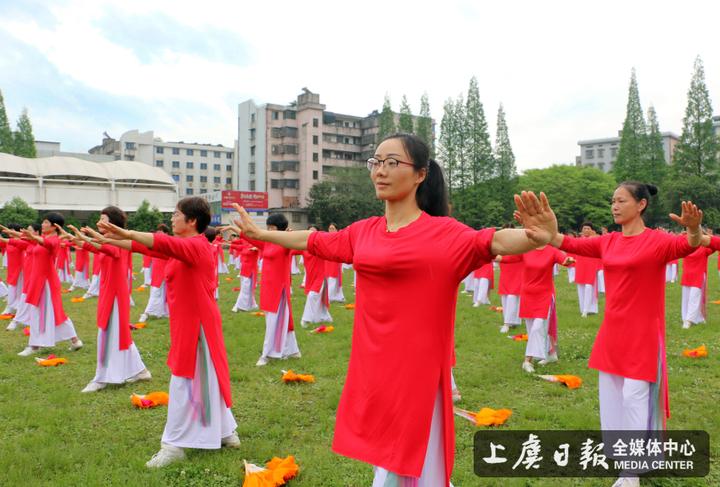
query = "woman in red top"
(231, 133, 557, 487)
(83, 251, 102, 299)
(97, 197, 239, 468)
(140, 253, 152, 289)
(679, 241, 715, 328)
(574, 222, 603, 318)
(3, 224, 42, 331)
(325, 223, 346, 303)
(230, 237, 259, 312)
(69, 243, 91, 292)
(301, 225, 332, 326)
(56, 239, 72, 284)
(542, 182, 702, 487)
(496, 224, 523, 333)
(14, 212, 83, 356)
(138, 223, 171, 322)
(471, 261, 494, 306)
(0, 223, 26, 316)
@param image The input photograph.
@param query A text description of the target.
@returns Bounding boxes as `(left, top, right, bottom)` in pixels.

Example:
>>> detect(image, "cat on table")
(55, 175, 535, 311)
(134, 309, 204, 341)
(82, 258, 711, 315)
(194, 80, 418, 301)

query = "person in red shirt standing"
(14, 212, 83, 356)
(231, 133, 558, 487)
(574, 222, 602, 318)
(496, 224, 523, 334)
(68, 243, 91, 292)
(140, 253, 152, 290)
(542, 182, 703, 487)
(3, 224, 41, 331)
(230, 237, 259, 312)
(138, 223, 171, 323)
(679, 240, 715, 329)
(471, 261, 494, 307)
(325, 223, 346, 303)
(301, 225, 332, 326)
(0, 223, 26, 317)
(97, 197, 239, 468)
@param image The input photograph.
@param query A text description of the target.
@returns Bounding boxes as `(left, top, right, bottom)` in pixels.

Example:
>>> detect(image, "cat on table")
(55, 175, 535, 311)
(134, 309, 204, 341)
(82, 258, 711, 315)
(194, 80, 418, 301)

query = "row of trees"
(613, 56, 720, 228)
(0, 197, 168, 232)
(376, 93, 434, 154)
(0, 90, 37, 157)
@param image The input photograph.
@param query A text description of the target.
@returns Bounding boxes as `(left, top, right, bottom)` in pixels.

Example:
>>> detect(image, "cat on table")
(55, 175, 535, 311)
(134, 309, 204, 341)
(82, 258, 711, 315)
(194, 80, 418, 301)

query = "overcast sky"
(1, 0, 718, 171)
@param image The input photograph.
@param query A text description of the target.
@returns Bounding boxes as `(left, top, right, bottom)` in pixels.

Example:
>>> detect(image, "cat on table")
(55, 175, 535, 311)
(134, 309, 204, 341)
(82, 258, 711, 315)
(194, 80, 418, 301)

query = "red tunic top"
(239, 242, 259, 279)
(2, 239, 26, 285)
(680, 246, 714, 288)
(83, 243, 133, 350)
(56, 241, 71, 270)
(560, 229, 695, 421)
(241, 236, 294, 323)
(308, 212, 495, 482)
(13, 240, 35, 293)
(142, 254, 152, 268)
(150, 256, 168, 287)
(132, 233, 232, 407)
(574, 252, 602, 286)
(472, 261, 494, 290)
(91, 252, 103, 276)
(25, 235, 68, 326)
(303, 251, 326, 294)
(709, 236, 720, 253)
(498, 259, 523, 295)
(506, 247, 566, 319)
(74, 246, 90, 276)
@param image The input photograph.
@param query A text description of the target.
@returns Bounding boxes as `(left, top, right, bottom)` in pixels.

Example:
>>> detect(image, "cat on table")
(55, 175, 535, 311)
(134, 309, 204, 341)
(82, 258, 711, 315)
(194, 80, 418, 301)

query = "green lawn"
(0, 255, 718, 486)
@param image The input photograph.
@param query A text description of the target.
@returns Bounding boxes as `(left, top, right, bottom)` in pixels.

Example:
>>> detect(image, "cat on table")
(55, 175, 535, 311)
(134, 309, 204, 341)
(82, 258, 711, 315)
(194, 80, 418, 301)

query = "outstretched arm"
(491, 191, 558, 255)
(669, 201, 703, 247)
(96, 221, 155, 249)
(232, 204, 310, 250)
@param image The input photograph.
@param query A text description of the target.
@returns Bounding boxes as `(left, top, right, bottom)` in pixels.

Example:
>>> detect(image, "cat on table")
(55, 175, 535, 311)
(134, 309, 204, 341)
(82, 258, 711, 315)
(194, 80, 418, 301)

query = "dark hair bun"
(645, 184, 658, 196)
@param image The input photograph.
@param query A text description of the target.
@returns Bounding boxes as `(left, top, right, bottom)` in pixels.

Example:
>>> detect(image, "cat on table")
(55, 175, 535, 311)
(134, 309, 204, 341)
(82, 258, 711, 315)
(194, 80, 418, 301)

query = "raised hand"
(96, 221, 131, 240)
(669, 201, 703, 229)
(232, 203, 264, 240)
(0, 224, 22, 238)
(514, 191, 558, 247)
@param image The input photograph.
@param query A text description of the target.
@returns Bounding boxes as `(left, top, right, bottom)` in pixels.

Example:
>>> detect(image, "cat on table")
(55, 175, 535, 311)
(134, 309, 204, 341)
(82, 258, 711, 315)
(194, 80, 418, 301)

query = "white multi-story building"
(89, 130, 235, 197)
(576, 131, 679, 173)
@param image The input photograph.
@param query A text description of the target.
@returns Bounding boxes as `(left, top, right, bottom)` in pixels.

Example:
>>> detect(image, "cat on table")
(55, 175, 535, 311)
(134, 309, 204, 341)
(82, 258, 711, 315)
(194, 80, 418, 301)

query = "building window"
(597, 148, 605, 158)
(125, 142, 136, 150)
(200, 176, 207, 182)
(186, 188, 193, 195)
(610, 147, 618, 158)
(313, 135, 319, 145)
(313, 152, 319, 162)
(313, 118, 319, 128)
(226, 152, 232, 159)
(292, 213, 302, 223)
(313, 170, 318, 180)
(172, 147, 180, 155)
(214, 177, 221, 184)
(271, 179, 279, 189)
(214, 151, 220, 158)
(213, 164, 221, 171)
(585, 149, 594, 159)
(200, 163, 207, 170)
(186, 175, 194, 181)
(249, 181, 255, 190)
(226, 165, 232, 171)
(272, 111, 279, 120)
(200, 150, 207, 157)
(172, 160, 180, 168)
(226, 177, 232, 184)
(251, 113, 255, 123)
(186, 162, 194, 169)
(156, 147, 164, 154)
(598, 163, 606, 171)
(172, 174, 180, 182)
(155, 160, 164, 167)
(186, 149, 194, 156)
(250, 146, 255, 156)
(249, 163, 256, 174)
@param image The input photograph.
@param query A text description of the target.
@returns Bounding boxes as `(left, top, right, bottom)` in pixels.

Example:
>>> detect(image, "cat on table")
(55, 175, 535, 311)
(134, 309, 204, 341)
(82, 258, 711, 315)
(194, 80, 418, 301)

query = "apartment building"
(576, 131, 679, 173)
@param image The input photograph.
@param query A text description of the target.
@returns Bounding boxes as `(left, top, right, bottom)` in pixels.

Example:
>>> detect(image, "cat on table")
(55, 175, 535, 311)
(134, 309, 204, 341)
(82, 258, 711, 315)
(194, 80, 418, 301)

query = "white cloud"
(1, 0, 719, 168)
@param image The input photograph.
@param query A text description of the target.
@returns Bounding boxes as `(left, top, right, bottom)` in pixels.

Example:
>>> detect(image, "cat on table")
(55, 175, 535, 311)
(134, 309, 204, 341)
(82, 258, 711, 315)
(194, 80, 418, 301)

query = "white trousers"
(27, 282, 78, 347)
(6, 273, 23, 312)
(501, 295, 521, 325)
(142, 267, 152, 287)
(0, 281, 7, 298)
(217, 257, 229, 275)
(144, 283, 169, 318)
(472, 278, 490, 305)
(372, 387, 453, 487)
(301, 287, 333, 324)
(71, 270, 90, 289)
(84, 274, 101, 298)
(233, 276, 258, 311)
(567, 267, 575, 284)
(597, 270, 605, 293)
(290, 256, 300, 275)
(262, 296, 300, 359)
(327, 276, 345, 303)
(681, 286, 704, 324)
(525, 317, 549, 360)
(14, 292, 31, 325)
(665, 263, 677, 283)
(463, 273, 476, 293)
(162, 330, 238, 449)
(577, 284, 598, 315)
(93, 299, 146, 384)
(598, 371, 651, 431)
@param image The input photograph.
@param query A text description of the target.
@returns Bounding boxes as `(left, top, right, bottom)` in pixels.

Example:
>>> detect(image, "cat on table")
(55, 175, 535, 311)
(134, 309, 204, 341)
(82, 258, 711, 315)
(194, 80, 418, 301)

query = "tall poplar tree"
(415, 93, 434, 156)
(612, 69, 647, 182)
(398, 95, 414, 133)
(439, 98, 458, 195)
(13, 108, 36, 158)
(464, 77, 493, 184)
(376, 95, 396, 144)
(0, 90, 13, 153)
(644, 105, 667, 185)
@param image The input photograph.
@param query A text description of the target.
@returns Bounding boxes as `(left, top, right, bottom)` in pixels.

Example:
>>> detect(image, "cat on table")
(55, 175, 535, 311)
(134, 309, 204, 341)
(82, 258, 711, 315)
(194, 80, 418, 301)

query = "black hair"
(328, 222, 338, 230)
(43, 212, 64, 233)
(31, 223, 42, 232)
(101, 206, 127, 228)
(7, 223, 22, 231)
(307, 224, 320, 231)
(501, 222, 515, 229)
(176, 197, 211, 233)
(266, 213, 288, 231)
(156, 223, 170, 234)
(581, 221, 596, 232)
(203, 226, 217, 243)
(618, 181, 658, 215)
(379, 133, 449, 217)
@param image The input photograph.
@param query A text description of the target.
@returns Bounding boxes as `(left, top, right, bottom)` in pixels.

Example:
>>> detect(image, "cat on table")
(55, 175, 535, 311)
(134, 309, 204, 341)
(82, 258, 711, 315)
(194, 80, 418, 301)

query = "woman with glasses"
(231, 133, 558, 486)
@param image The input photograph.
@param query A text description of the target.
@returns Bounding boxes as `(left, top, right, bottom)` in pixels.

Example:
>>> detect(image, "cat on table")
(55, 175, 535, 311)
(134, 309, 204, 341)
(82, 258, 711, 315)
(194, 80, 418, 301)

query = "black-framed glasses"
(366, 157, 415, 171)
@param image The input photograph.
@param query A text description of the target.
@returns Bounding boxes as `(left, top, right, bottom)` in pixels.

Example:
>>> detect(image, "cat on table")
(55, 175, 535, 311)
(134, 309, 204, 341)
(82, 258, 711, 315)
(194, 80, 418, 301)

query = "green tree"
(307, 167, 383, 228)
(464, 76, 493, 185)
(519, 165, 616, 231)
(415, 93, 434, 156)
(493, 104, 518, 221)
(85, 212, 101, 230)
(612, 69, 647, 183)
(376, 95, 396, 143)
(663, 175, 720, 229)
(641, 105, 669, 227)
(127, 200, 164, 232)
(0, 196, 38, 227)
(454, 95, 469, 190)
(439, 98, 459, 197)
(672, 56, 718, 179)
(452, 178, 513, 229)
(398, 95, 414, 134)
(13, 108, 36, 158)
(0, 89, 13, 153)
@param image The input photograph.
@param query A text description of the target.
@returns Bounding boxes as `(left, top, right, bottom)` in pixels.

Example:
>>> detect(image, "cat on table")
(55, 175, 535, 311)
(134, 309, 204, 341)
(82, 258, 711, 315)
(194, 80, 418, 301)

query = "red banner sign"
(220, 190, 268, 210)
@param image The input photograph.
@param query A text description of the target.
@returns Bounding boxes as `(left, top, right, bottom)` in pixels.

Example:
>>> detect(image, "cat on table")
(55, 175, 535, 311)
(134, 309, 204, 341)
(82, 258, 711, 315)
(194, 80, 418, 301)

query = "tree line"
(0, 90, 37, 157)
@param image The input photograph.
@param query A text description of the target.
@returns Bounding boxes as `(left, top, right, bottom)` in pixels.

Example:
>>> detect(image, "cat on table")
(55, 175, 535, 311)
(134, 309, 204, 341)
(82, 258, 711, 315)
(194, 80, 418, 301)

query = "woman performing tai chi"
(138, 223, 171, 323)
(541, 182, 703, 487)
(231, 133, 558, 487)
(97, 197, 239, 468)
(678, 238, 714, 329)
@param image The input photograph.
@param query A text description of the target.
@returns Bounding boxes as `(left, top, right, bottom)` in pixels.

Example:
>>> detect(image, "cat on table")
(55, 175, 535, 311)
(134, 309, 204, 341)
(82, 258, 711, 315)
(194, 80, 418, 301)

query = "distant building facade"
(576, 131, 679, 173)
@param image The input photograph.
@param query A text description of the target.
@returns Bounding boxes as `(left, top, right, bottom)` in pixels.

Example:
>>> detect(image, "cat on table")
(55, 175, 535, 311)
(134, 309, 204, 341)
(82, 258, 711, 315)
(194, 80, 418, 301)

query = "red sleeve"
(131, 240, 169, 259)
(152, 232, 204, 264)
(42, 235, 59, 252)
(307, 225, 355, 263)
(559, 235, 602, 258)
(82, 241, 100, 254)
(96, 243, 120, 258)
(553, 247, 567, 265)
(9, 238, 31, 250)
(660, 233, 695, 262)
(238, 233, 266, 250)
(500, 254, 523, 263)
(708, 236, 720, 252)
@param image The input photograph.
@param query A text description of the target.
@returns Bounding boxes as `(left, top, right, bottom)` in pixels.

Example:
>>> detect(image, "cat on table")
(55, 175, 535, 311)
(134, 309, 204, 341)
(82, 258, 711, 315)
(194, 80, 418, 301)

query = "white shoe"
(287, 351, 301, 359)
(538, 353, 558, 366)
(300, 321, 309, 328)
(231, 307, 238, 313)
(6, 320, 19, 331)
(126, 369, 152, 383)
(68, 286, 75, 292)
(138, 313, 149, 323)
(256, 356, 269, 366)
(581, 312, 588, 318)
(500, 325, 510, 333)
(611, 477, 639, 487)
(81, 381, 107, 393)
(146, 444, 186, 468)
(682, 320, 691, 329)
(451, 389, 462, 403)
(221, 432, 241, 448)
(522, 361, 535, 373)
(472, 302, 480, 308)
(17, 346, 40, 357)
(69, 339, 83, 351)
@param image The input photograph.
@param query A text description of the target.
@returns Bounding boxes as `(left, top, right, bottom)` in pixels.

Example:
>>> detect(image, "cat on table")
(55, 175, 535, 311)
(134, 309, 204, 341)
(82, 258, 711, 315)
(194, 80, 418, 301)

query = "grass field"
(0, 255, 718, 487)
